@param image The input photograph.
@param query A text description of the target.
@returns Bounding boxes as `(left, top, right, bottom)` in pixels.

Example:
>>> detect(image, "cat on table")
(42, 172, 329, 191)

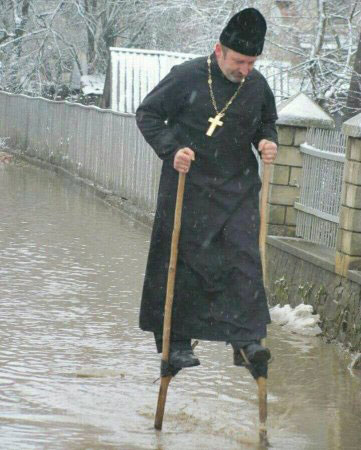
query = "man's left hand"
(258, 139, 277, 164)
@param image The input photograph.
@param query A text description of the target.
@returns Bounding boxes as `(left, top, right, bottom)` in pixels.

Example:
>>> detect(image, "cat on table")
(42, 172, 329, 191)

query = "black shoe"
(169, 349, 200, 369)
(233, 350, 246, 367)
(244, 343, 271, 364)
(233, 343, 271, 367)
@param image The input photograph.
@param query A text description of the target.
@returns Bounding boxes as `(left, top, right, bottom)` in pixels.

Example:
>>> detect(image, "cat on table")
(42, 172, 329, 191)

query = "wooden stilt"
(259, 163, 271, 288)
(257, 163, 271, 445)
(256, 376, 268, 446)
(154, 173, 186, 430)
(154, 375, 172, 430)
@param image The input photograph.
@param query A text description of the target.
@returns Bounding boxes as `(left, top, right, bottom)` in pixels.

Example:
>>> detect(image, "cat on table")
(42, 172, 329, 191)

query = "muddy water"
(0, 161, 360, 450)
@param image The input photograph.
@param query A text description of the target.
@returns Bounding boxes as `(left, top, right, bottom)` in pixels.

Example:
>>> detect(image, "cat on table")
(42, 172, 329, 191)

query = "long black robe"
(136, 53, 278, 343)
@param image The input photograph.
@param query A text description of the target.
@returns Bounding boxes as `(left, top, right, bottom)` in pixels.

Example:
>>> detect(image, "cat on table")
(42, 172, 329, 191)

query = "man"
(136, 8, 278, 376)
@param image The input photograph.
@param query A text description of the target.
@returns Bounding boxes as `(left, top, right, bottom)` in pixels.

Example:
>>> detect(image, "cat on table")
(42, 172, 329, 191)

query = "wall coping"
(267, 236, 361, 285)
(277, 93, 335, 129)
(342, 112, 361, 137)
(349, 270, 361, 284)
(267, 236, 335, 272)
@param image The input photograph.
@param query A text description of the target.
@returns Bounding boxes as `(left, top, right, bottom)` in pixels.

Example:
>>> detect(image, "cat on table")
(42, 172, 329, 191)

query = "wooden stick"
(154, 375, 172, 430)
(240, 344, 268, 445)
(259, 163, 271, 289)
(257, 376, 268, 446)
(154, 172, 186, 431)
(257, 163, 271, 446)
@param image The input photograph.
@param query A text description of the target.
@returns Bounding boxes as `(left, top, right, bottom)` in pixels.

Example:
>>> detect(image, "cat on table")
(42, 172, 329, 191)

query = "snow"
(80, 75, 105, 96)
(0, 137, 9, 150)
(270, 303, 322, 336)
(351, 353, 361, 371)
(277, 92, 335, 128)
(342, 112, 361, 138)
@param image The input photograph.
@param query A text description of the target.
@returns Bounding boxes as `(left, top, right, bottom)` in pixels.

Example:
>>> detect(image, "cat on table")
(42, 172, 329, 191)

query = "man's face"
(215, 43, 257, 83)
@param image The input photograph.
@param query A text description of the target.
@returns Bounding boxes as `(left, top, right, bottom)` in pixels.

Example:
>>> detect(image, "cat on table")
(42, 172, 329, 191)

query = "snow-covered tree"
(345, 32, 361, 120)
(269, 0, 361, 118)
(0, 1, 78, 95)
(0, 0, 360, 118)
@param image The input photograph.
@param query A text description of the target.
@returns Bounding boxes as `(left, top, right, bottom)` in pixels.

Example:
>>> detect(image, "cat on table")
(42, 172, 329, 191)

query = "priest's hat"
(220, 8, 267, 56)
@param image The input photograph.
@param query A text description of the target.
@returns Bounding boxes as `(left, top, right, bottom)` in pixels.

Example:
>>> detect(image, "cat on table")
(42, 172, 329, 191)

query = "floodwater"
(0, 160, 360, 450)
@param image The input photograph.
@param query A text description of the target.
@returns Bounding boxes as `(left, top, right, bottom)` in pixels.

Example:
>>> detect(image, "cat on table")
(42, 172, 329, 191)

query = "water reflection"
(0, 162, 360, 449)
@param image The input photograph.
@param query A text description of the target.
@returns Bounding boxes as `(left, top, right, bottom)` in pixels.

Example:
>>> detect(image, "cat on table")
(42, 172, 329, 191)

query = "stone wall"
(266, 94, 361, 352)
(266, 238, 361, 351)
(268, 124, 305, 236)
(268, 93, 334, 237)
(335, 116, 361, 276)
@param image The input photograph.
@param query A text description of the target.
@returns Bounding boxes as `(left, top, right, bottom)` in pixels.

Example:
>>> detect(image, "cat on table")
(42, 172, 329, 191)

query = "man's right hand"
(173, 148, 195, 173)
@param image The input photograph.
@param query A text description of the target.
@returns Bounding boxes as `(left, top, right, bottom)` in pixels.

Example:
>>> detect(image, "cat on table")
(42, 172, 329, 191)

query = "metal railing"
(0, 91, 161, 215)
(295, 128, 347, 248)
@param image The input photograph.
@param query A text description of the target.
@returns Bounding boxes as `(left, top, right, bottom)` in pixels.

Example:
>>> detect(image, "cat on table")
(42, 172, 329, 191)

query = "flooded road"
(1, 161, 360, 450)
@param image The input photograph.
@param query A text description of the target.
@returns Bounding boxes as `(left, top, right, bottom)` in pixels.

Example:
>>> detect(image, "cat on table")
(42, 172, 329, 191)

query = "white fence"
(0, 91, 161, 215)
(295, 128, 347, 248)
(1, 91, 348, 249)
(110, 47, 293, 114)
(110, 47, 199, 113)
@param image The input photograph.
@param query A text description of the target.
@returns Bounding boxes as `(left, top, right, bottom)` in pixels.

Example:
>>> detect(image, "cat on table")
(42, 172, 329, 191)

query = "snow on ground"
(270, 303, 322, 336)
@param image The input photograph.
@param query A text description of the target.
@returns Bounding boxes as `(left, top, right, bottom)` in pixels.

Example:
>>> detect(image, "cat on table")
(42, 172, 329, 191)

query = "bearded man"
(136, 8, 278, 376)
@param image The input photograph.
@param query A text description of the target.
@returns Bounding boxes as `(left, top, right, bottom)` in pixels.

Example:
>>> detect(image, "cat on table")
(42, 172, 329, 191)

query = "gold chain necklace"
(206, 56, 245, 136)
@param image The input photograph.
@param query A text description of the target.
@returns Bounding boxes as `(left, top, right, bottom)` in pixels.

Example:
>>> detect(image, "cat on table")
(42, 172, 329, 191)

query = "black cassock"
(136, 53, 278, 343)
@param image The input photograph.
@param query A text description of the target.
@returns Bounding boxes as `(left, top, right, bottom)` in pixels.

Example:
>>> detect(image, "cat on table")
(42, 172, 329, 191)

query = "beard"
(223, 70, 244, 83)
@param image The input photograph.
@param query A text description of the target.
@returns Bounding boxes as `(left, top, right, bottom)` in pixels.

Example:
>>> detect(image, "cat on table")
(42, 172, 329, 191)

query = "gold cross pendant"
(206, 113, 224, 136)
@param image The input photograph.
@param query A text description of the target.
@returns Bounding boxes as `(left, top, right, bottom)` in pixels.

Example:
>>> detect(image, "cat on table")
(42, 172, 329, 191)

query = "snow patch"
(277, 92, 334, 128)
(80, 75, 105, 96)
(0, 137, 9, 150)
(270, 303, 322, 336)
(342, 112, 361, 138)
(350, 353, 361, 371)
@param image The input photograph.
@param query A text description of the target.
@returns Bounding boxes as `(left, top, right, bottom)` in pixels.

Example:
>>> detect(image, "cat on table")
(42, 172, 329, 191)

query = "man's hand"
(258, 139, 277, 164)
(173, 147, 195, 173)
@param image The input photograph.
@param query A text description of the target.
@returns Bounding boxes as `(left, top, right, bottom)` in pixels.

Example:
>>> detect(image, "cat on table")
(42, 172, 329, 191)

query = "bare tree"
(269, 0, 361, 117)
(0, 1, 74, 94)
(0, 0, 360, 117)
(345, 32, 361, 120)
(70, 0, 126, 73)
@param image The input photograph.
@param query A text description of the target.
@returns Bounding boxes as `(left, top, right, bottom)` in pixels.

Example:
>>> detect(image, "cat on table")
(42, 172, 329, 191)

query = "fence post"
(335, 113, 361, 276)
(268, 93, 334, 237)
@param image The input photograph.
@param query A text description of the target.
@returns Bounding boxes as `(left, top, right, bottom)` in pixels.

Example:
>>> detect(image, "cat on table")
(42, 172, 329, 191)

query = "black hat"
(220, 8, 267, 56)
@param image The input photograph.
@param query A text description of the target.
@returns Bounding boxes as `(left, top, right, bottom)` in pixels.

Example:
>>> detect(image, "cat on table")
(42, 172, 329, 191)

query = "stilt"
(154, 173, 186, 430)
(256, 376, 269, 446)
(154, 375, 172, 430)
(257, 162, 271, 445)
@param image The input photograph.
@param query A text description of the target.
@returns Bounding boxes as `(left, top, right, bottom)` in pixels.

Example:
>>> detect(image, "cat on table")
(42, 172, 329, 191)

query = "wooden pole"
(256, 377, 268, 446)
(259, 163, 271, 288)
(257, 162, 271, 446)
(154, 172, 186, 431)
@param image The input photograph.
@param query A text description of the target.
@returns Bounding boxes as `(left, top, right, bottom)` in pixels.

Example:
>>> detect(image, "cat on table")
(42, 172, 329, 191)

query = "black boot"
(233, 342, 270, 380)
(154, 332, 200, 370)
(243, 342, 271, 364)
(169, 348, 200, 369)
(233, 341, 271, 366)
